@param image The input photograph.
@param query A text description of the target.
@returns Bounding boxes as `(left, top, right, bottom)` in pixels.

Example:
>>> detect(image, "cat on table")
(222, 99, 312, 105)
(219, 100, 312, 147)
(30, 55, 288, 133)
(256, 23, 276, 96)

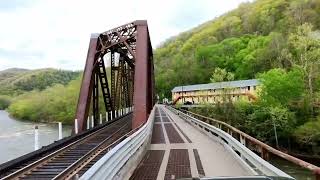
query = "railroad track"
(0, 115, 132, 180)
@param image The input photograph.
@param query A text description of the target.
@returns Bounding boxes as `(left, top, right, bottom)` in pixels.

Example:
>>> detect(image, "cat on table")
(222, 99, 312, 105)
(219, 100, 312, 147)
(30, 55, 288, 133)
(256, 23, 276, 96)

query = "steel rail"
(80, 106, 155, 179)
(56, 122, 143, 180)
(1, 116, 129, 180)
(53, 121, 131, 180)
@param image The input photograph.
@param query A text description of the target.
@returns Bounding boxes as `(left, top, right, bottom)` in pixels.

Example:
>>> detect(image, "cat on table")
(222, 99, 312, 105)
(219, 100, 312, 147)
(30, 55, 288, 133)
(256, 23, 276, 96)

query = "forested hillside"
(7, 77, 82, 124)
(2, 68, 112, 124)
(155, 0, 320, 155)
(155, 0, 320, 97)
(0, 68, 29, 82)
(0, 68, 80, 110)
(0, 68, 80, 95)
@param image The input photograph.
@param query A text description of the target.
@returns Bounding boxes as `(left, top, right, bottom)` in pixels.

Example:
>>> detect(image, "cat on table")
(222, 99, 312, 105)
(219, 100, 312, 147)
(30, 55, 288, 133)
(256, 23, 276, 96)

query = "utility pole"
(272, 119, 279, 149)
(181, 85, 184, 104)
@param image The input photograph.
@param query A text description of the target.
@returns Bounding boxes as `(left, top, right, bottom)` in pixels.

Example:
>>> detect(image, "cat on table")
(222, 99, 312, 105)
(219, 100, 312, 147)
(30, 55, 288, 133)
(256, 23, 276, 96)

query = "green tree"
(288, 23, 320, 113)
(0, 95, 11, 110)
(210, 68, 235, 83)
(295, 117, 320, 154)
(247, 105, 295, 143)
(258, 68, 305, 106)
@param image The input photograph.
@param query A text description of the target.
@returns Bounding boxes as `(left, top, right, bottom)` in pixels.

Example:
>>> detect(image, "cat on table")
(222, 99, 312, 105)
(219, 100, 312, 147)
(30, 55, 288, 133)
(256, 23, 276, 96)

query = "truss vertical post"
(132, 21, 150, 129)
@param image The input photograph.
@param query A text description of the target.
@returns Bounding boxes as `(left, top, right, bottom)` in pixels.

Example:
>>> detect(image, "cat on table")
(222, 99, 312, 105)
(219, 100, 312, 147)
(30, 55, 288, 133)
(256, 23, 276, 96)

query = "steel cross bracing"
(75, 20, 154, 132)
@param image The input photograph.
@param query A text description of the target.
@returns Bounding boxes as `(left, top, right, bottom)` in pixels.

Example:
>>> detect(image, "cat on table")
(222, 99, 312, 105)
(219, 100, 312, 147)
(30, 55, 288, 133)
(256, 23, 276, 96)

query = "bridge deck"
(130, 105, 252, 180)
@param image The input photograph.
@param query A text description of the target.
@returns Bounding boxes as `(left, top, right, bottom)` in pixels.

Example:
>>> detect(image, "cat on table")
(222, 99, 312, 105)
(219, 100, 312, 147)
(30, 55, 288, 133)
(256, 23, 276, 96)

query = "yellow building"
(171, 79, 259, 105)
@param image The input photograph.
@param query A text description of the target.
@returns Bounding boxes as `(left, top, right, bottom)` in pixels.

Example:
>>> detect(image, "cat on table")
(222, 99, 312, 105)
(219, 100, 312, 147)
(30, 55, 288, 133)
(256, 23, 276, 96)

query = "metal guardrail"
(79, 106, 155, 179)
(174, 107, 320, 180)
(167, 106, 293, 179)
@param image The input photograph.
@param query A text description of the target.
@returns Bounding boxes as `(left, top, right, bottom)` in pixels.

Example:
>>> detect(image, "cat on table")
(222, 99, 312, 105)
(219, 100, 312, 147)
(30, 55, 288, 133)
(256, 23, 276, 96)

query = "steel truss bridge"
(0, 21, 319, 180)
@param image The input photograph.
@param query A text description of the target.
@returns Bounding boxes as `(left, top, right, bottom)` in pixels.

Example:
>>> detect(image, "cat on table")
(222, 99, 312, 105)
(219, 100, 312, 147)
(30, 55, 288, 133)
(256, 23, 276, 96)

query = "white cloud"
(0, 0, 250, 71)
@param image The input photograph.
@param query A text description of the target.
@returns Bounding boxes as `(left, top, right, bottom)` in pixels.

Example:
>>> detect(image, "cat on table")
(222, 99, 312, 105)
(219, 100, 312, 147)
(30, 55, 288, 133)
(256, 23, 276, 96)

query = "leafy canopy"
(258, 68, 304, 106)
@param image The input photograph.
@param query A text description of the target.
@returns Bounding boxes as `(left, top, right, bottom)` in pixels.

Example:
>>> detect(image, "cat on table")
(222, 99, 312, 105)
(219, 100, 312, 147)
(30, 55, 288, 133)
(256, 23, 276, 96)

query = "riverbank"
(0, 110, 71, 164)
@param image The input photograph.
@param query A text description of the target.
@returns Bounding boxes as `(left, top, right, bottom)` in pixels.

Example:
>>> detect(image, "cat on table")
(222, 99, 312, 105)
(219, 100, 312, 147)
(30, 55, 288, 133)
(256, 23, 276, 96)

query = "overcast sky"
(0, 0, 250, 71)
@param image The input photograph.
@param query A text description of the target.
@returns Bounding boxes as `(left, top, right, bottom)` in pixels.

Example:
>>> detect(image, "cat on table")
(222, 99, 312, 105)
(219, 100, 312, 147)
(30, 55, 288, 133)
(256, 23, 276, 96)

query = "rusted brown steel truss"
(75, 20, 154, 132)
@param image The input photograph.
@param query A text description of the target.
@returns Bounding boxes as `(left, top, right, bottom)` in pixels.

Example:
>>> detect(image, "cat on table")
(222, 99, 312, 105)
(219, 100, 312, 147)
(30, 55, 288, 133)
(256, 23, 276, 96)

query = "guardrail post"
(111, 111, 113, 120)
(87, 117, 90, 130)
(100, 113, 102, 124)
(75, 119, 78, 134)
(91, 115, 94, 128)
(240, 135, 246, 146)
(261, 148, 270, 161)
(34, 126, 39, 150)
(106, 112, 108, 122)
(58, 122, 62, 140)
(314, 169, 320, 180)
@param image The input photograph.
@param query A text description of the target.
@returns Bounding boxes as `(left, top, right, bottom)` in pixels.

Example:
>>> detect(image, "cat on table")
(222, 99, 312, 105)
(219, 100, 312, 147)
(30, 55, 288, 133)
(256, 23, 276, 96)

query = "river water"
(0, 110, 71, 164)
(269, 156, 315, 180)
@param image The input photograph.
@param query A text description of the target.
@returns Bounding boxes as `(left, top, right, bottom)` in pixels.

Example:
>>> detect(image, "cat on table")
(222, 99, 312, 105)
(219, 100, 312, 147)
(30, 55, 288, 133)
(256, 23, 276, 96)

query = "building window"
(247, 86, 250, 91)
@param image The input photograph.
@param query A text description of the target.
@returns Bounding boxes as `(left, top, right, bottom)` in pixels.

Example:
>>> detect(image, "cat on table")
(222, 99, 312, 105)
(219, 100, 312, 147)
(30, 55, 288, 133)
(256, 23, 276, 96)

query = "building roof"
(171, 79, 259, 93)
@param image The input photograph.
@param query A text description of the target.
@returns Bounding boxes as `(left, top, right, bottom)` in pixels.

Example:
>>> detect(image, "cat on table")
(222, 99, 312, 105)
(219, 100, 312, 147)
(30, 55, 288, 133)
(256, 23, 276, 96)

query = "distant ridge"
(0, 68, 30, 73)
(0, 68, 80, 95)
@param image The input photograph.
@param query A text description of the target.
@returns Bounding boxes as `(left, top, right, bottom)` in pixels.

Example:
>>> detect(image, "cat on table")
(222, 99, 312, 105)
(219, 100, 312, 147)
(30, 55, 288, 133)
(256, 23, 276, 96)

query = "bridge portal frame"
(75, 20, 154, 133)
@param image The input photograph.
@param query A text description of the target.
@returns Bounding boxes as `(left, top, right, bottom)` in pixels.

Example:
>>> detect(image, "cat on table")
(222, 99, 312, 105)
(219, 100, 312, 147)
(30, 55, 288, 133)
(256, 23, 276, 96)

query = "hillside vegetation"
(0, 68, 80, 95)
(155, 0, 320, 97)
(0, 68, 80, 110)
(7, 77, 82, 124)
(1, 67, 112, 124)
(0, 68, 29, 82)
(155, 0, 320, 155)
